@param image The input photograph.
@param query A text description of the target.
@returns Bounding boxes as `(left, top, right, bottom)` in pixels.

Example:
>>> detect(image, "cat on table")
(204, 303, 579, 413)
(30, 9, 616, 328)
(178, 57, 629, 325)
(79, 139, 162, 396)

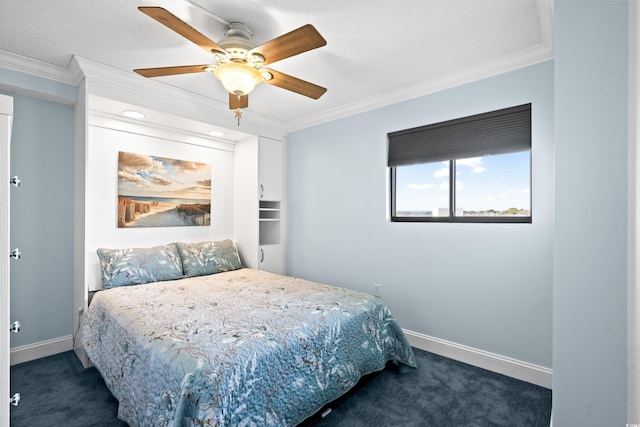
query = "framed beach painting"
(117, 151, 211, 228)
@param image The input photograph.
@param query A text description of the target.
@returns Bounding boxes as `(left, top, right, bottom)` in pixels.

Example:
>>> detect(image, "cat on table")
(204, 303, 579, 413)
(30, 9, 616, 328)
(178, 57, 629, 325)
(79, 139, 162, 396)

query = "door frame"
(0, 94, 13, 427)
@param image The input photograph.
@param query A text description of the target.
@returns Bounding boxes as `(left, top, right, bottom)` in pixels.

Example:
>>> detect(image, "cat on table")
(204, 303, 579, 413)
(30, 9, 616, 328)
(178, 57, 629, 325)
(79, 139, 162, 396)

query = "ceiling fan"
(133, 6, 327, 121)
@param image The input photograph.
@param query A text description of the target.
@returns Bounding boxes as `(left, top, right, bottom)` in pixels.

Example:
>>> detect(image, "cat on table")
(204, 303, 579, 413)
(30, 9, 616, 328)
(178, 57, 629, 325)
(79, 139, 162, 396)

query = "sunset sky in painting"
(118, 151, 211, 201)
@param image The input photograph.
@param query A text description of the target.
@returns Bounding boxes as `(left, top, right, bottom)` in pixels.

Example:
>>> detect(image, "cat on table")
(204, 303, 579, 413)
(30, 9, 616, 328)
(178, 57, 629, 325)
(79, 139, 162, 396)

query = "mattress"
(82, 268, 416, 426)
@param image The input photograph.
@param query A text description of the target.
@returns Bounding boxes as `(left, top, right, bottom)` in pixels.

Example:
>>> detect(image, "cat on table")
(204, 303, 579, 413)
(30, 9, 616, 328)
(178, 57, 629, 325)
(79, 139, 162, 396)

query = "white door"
(0, 94, 14, 427)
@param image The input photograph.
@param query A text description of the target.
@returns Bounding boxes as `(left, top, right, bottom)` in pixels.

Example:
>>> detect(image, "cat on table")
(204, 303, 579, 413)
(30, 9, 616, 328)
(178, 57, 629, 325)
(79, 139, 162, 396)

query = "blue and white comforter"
(82, 268, 416, 426)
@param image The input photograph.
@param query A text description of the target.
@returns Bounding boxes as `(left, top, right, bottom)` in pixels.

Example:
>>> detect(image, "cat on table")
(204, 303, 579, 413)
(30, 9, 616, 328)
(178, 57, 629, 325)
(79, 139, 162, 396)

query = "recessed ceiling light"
(122, 110, 145, 119)
(208, 130, 225, 137)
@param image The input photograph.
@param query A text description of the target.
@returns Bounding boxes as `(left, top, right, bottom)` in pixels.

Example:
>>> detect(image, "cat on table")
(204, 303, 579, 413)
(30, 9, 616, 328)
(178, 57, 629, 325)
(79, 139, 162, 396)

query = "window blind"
(387, 103, 531, 167)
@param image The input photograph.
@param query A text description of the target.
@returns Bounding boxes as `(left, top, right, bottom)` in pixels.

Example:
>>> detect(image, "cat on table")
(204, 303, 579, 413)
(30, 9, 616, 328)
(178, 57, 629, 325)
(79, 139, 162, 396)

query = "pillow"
(97, 243, 183, 289)
(177, 239, 242, 277)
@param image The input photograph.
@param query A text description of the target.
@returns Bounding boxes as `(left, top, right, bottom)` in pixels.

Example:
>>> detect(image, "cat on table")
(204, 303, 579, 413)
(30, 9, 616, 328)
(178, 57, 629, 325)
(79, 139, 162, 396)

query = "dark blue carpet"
(315, 349, 552, 427)
(10, 348, 551, 426)
(10, 350, 126, 427)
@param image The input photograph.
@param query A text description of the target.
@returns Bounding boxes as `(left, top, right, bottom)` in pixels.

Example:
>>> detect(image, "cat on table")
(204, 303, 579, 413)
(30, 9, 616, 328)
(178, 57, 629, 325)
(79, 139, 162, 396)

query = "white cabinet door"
(258, 137, 283, 201)
(259, 244, 283, 275)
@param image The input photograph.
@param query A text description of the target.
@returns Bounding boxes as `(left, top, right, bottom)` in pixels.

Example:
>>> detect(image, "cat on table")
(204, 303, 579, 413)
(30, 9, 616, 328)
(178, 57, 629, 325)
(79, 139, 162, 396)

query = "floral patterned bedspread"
(82, 268, 416, 427)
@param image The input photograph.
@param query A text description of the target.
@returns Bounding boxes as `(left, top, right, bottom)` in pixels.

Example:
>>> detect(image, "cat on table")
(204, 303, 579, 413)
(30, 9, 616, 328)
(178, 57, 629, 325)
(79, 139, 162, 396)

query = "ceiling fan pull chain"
(235, 95, 243, 126)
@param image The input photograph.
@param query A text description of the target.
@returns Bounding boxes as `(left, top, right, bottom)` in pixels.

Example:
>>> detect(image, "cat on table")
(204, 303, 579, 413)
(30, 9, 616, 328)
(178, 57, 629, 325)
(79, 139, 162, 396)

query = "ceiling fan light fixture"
(213, 62, 262, 96)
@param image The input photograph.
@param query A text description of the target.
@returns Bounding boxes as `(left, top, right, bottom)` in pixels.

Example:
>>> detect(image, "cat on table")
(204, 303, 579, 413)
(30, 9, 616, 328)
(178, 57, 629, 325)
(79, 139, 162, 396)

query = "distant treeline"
(118, 197, 151, 228)
(177, 203, 211, 226)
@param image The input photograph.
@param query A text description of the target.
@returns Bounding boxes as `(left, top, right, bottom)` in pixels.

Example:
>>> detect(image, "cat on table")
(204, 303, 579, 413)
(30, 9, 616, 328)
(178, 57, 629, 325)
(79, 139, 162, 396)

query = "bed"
(82, 240, 416, 426)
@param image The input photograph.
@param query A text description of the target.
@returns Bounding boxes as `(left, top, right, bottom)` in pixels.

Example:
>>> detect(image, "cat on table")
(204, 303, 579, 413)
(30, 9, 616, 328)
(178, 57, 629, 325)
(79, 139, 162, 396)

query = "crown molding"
(286, 41, 554, 133)
(0, 49, 75, 85)
(0, 50, 78, 105)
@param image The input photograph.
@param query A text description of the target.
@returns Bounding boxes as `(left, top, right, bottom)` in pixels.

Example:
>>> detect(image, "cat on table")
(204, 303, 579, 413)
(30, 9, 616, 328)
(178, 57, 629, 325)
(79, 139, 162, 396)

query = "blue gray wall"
(286, 61, 554, 368)
(553, 1, 629, 425)
(4, 91, 75, 348)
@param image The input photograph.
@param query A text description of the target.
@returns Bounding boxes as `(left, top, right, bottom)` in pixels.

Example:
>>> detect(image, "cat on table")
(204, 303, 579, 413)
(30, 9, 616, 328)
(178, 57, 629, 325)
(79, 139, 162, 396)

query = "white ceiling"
(0, 0, 553, 130)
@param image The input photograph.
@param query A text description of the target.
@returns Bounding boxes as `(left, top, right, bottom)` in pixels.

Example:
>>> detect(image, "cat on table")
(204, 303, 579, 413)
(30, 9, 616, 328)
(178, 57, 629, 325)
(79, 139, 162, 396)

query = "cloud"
(197, 179, 212, 188)
(434, 168, 449, 178)
(439, 181, 464, 191)
(148, 174, 173, 186)
(119, 152, 210, 177)
(118, 170, 146, 185)
(180, 186, 211, 196)
(165, 158, 209, 174)
(457, 157, 486, 173)
(407, 183, 436, 190)
(118, 152, 164, 173)
(118, 152, 211, 199)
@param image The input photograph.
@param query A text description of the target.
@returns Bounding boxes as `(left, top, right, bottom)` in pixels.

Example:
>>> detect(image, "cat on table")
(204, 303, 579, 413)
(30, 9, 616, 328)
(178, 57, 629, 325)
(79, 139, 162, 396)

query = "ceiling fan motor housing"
(215, 22, 265, 68)
(218, 23, 253, 55)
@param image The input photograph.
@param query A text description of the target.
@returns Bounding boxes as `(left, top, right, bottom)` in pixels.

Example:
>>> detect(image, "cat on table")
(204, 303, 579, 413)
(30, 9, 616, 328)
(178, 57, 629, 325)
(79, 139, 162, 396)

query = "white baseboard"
(10, 335, 73, 366)
(403, 329, 552, 389)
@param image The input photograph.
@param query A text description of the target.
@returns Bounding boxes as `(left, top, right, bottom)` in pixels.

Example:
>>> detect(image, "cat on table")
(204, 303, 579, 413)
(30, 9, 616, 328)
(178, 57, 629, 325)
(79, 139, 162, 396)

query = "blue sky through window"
(395, 151, 530, 214)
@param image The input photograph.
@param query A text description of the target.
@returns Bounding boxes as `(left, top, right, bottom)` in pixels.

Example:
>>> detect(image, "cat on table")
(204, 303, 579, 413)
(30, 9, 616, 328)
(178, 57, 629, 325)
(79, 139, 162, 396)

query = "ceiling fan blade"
(263, 69, 327, 99)
(138, 7, 226, 55)
(134, 65, 214, 78)
(250, 24, 326, 66)
(229, 93, 249, 109)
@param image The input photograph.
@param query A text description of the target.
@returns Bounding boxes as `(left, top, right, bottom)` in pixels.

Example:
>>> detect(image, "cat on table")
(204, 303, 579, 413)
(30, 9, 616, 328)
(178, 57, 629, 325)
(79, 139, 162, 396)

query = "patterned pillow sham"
(97, 243, 184, 289)
(177, 239, 243, 277)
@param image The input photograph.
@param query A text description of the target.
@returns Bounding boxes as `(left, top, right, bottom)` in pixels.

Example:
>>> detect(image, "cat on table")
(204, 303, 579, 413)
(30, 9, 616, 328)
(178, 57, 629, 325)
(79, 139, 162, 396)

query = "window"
(388, 104, 532, 223)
